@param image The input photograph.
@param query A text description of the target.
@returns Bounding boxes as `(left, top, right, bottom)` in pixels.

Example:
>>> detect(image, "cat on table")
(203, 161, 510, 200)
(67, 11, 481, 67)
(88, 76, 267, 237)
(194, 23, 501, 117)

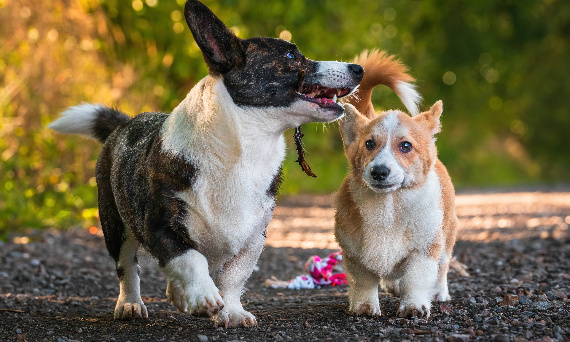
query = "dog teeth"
(333, 94, 337, 103)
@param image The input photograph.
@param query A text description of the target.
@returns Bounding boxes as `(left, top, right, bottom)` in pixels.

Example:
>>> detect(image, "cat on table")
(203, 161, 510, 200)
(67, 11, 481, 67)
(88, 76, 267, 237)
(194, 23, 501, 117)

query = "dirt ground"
(1, 189, 570, 341)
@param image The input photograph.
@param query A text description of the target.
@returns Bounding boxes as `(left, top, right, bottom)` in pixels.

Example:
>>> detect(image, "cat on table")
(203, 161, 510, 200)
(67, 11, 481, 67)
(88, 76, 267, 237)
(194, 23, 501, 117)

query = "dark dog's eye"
(365, 139, 376, 150)
(286, 52, 295, 59)
(399, 141, 413, 153)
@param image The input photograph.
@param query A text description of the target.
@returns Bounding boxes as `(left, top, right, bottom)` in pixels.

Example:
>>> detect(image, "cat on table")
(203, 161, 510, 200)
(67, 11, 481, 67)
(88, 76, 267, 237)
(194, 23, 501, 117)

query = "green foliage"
(1, 0, 569, 238)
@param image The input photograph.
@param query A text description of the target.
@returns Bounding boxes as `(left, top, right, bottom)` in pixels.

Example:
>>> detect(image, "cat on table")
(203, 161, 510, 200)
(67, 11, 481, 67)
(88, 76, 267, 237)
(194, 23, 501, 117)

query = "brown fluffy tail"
(346, 50, 421, 118)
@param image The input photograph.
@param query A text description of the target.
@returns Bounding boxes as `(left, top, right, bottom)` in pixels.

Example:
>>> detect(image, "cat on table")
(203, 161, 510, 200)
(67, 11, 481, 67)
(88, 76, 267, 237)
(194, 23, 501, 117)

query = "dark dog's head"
(184, 0, 364, 125)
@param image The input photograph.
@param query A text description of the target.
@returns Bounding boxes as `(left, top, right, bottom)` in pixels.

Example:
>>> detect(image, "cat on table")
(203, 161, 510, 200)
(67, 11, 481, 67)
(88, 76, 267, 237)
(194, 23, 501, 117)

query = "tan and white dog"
(335, 50, 458, 319)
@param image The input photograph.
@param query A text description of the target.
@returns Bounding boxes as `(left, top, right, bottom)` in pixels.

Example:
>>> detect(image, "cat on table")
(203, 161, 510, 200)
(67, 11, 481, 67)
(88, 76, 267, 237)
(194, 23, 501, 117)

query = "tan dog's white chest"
(349, 169, 444, 277)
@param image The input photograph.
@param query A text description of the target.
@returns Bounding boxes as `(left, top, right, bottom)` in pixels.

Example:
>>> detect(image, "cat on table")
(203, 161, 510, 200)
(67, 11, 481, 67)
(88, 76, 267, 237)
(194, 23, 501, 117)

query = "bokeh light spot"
(28, 27, 39, 42)
(47, 29, 59, 42)
(384, 8, 396, 21)
(162, 53, 173, 67)
(20, 6, 31, 18)
(171, 10, 182, 22)
(132, 0, 143, 12)
(443, 71, 456, 85)
(384, 25, 397, 39)
(173, 22, 184, 34)
(489, 96, 503, 111)
(279, 29, 292, 41)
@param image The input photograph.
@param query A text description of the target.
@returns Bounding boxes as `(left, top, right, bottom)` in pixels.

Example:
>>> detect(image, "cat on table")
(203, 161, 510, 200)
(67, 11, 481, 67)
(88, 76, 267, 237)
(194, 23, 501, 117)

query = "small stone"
(518, 295, 531, 305)
(492, 286, 503, 293)
(493, 335, 510, 342)
(534, 301, 551, 310)
(197, 334, 208, 342)
(16, 329, 22, 334)
(445, 334, 470, 342)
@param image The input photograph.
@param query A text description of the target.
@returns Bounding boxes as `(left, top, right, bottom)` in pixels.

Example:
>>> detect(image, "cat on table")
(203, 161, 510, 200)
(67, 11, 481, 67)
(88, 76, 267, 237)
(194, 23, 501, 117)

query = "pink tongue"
(317, 98, 333, 105)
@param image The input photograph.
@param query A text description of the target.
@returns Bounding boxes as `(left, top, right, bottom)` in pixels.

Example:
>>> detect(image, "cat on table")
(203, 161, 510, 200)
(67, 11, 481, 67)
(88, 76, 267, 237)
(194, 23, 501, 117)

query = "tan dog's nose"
(370, 165, 390, 181)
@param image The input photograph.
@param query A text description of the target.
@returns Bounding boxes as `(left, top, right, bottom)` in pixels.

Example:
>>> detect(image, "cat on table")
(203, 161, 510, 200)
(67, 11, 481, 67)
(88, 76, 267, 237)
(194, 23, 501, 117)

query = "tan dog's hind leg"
(345, 257, 381, 316)
(434, 258, 451, 302)
(380, 278, 401, 297)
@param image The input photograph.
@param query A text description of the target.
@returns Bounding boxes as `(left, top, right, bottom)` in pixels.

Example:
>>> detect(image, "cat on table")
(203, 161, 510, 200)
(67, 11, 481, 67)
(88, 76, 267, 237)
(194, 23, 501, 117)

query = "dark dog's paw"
(213, 307, 258, 328)
(166, 280, 224, 317)
(114, 299, 148, 320)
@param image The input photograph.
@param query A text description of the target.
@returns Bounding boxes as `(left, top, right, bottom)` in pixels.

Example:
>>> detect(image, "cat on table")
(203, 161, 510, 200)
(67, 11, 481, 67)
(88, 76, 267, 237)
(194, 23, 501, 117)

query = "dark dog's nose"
(370, 165, 390, 181)
(348, 63, 364, 77)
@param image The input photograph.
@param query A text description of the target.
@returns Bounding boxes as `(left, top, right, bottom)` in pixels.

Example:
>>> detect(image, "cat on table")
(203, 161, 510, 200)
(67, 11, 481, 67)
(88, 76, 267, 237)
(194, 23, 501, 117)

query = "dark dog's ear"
(340, 104, 369, 149)
(184, 0, 245, 75)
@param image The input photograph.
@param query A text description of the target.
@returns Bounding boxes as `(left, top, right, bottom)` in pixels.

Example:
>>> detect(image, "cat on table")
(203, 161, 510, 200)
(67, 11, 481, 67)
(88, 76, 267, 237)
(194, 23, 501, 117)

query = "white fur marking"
(380, 111, 400, 132)
(363, 112, 406, 191)
(48, 104, 103, 138)
(114, 234, 148, 319)
(316, 61, 356, 89)
(163, 250, 224, 315)
(396, 81, 422, 116)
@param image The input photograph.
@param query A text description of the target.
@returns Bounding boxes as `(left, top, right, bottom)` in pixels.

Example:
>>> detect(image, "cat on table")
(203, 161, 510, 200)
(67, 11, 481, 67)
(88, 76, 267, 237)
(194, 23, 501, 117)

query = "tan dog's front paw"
(350, 301, 381, 316)
(213, 307, 258, 328)
(434, 289, 451, 302)
(397, 300, 431, 319)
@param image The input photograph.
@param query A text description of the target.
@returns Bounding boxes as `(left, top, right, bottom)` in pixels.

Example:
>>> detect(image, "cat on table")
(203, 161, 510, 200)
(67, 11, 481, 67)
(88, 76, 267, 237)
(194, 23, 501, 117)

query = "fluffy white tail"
(49, 104, 130, 143)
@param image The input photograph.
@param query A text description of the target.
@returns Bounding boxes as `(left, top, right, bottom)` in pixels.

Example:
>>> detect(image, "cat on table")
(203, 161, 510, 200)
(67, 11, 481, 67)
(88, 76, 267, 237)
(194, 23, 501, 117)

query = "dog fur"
(335, 50, 458, 319)
(49, 0, 363, 327)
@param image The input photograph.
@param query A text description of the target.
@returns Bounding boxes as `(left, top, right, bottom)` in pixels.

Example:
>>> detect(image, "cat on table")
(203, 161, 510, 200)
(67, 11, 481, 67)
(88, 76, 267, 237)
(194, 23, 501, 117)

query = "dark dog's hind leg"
(97, 148, 148, 320)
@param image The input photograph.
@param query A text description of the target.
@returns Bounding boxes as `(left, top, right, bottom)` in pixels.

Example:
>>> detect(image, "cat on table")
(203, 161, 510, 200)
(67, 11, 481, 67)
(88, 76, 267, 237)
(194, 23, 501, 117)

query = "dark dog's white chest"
(174, 149, 282, 267)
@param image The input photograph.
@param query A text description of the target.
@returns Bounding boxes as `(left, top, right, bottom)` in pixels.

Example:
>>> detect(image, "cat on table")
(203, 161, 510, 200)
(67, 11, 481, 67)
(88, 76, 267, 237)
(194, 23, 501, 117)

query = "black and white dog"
(49, 0, 363, 327)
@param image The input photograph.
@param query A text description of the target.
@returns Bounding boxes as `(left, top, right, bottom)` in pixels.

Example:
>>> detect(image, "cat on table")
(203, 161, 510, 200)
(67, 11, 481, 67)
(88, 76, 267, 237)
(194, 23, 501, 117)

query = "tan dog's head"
(340, 101, 443, 193)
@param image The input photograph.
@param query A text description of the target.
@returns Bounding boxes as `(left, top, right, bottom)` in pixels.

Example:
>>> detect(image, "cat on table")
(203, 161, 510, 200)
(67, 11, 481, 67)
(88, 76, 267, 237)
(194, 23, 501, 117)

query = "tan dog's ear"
(414, 100, 443, 136)
(340, 104, 369, 148)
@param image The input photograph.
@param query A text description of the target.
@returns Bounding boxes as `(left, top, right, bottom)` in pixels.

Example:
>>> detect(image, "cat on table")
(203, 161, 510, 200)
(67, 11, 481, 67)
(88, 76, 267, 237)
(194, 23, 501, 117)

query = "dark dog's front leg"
(211, 232, 265, 328)
(162, 249, 225, 317)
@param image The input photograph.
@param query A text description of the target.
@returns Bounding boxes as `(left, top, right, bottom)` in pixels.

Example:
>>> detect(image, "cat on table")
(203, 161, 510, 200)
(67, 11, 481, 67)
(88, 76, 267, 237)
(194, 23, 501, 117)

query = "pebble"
(518, 295, 531, 305)
(533, 301, 551, 310)
(445, 334, 470, 342)
(493, 335, 510, 342)
(197, 334, 208, 342)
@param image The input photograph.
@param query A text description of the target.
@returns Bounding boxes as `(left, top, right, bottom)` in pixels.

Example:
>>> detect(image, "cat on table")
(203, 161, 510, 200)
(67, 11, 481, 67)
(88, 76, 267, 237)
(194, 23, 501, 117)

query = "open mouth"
(295, 84, 352, 109)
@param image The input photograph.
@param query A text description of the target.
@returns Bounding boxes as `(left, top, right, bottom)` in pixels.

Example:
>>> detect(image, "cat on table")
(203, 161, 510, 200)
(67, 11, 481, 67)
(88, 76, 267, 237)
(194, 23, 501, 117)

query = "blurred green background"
(1, 0, 569, 238)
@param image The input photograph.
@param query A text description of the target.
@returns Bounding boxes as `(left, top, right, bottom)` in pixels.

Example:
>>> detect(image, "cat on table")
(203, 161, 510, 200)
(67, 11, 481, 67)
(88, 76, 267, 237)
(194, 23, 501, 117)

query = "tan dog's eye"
(365, 139, 376, 150)
(399, 141, 413, 153)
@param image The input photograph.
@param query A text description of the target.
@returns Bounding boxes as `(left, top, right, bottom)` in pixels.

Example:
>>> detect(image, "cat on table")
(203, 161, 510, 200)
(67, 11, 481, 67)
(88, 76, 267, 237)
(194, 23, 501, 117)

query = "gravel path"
(1, 190, 569, 341)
